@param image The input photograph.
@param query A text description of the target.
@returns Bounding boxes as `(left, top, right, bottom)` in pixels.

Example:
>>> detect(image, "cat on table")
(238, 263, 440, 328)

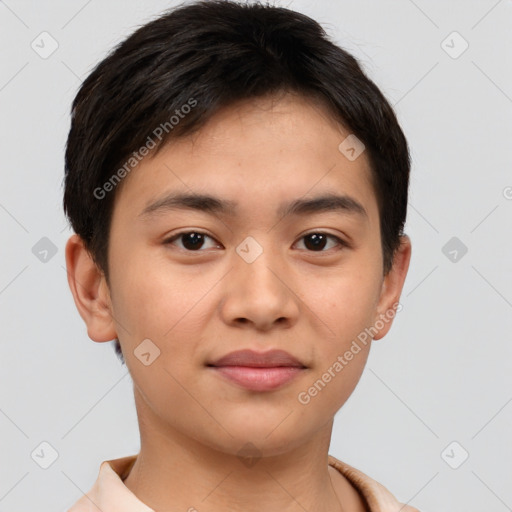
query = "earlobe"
(64, 234, 117, 343)
(372, 235, 412, 341)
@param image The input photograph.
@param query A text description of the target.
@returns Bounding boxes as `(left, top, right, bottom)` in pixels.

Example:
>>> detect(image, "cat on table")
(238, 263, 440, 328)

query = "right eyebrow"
(138, 192, 237, 220)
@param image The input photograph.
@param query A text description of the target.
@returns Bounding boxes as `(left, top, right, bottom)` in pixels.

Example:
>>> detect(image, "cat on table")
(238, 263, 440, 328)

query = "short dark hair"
(63, 0, 410, 364)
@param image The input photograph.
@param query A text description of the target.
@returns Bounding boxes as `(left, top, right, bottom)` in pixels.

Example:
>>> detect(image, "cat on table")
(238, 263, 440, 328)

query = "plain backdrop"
(0, 1, 511, 511)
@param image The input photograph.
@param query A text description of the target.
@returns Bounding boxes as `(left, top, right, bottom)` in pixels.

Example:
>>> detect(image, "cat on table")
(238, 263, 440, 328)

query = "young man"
(63, 1, 417, 510)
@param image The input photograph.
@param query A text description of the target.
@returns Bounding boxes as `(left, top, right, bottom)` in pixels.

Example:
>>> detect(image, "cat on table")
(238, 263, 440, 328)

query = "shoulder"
(328, 454, 421, 512)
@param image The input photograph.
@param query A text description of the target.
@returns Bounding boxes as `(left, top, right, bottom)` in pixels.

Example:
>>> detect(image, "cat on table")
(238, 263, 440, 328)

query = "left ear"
(372, 235, 412, 341)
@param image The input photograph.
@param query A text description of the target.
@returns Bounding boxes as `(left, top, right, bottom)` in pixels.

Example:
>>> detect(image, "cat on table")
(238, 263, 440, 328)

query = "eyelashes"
(163, 230, 349, 253)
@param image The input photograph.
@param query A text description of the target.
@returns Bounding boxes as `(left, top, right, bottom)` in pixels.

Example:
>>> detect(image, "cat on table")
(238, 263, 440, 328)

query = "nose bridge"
(236, 235, 286, 299)
(220, 235, 299, 328)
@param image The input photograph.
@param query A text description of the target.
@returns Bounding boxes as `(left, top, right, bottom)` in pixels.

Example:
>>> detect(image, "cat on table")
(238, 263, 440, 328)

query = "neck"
(123, 387, 362, 512)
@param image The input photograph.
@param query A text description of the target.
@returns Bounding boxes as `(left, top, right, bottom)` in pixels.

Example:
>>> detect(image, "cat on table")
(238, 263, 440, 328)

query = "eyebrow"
(138, 191, 368, 221)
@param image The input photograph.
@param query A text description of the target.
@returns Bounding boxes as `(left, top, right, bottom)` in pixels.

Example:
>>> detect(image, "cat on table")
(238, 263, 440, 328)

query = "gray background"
(1, 1, 511, 511)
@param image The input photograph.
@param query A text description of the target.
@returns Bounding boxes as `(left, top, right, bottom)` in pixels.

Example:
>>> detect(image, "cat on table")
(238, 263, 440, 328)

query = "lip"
(209, 349, 305, 368)
(207, 349, 307, 392)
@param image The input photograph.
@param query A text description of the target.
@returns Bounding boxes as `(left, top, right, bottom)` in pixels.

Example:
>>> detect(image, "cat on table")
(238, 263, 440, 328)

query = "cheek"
(109, 254, 217, 395)
(300, 261, 381, 397)
(296, 285, 376, 416)
(294, 348, 371, 427)
(109, 250, 201, 339)
(306, 266, 382, 339)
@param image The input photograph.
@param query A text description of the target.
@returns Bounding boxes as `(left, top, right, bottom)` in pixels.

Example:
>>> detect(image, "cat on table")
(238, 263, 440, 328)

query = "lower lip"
(211, 366, 305, 391)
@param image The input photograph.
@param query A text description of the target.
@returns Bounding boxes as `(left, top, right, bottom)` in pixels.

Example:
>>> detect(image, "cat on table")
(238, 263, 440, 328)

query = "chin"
(206, 414, 317, 455)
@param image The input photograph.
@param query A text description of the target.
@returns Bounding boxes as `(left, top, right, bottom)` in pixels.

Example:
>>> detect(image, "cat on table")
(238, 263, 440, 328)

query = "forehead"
(112, 93, 378, 225)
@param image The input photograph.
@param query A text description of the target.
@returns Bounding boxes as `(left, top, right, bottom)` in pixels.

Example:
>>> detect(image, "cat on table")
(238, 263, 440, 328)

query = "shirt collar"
(69, 453, 411, 512)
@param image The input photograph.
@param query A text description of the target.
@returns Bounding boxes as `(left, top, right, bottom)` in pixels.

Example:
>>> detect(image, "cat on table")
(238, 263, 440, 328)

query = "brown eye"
(164, 231, 219, 251)
(296, 232, 347, 252)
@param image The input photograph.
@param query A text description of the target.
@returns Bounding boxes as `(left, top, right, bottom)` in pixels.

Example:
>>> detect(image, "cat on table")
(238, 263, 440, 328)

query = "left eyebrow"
(138, 192, 368, 221)
(277, 193, 368, 220)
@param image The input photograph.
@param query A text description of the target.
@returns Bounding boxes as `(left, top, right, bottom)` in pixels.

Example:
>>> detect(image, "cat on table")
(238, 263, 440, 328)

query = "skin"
(66, 92, 411, 512)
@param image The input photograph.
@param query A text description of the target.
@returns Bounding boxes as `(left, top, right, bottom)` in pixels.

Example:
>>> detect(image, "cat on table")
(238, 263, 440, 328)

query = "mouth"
(207, 349, 308, 392)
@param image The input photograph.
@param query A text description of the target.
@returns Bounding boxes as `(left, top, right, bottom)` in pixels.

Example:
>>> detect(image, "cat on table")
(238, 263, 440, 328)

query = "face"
(79, 93, 409, 457)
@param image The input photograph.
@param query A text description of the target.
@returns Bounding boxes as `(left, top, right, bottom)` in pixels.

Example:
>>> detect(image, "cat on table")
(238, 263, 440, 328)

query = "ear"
(64, 234, 117, 342)
(372, 235, 412, 341)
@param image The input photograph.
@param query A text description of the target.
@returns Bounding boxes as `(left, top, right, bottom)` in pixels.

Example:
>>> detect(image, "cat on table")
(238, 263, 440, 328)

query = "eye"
(295, 232, 348, 252)
(163, 230, 348, 253)
(163, 231, 220, 251)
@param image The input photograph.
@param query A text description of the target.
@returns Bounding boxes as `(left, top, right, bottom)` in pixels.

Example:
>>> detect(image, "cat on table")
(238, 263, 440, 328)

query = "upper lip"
(208, 349, 306, 368)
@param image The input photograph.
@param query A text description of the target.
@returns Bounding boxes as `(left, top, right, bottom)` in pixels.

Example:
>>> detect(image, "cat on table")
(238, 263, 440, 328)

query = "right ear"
(64, 234, 117, 342)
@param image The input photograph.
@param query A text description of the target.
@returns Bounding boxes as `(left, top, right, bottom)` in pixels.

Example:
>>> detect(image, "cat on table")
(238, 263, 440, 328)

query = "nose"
(219, 245, 300, 331)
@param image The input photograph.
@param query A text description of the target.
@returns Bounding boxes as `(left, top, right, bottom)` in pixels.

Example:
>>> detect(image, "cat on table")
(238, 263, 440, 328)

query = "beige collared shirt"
(67, 453, 420, 512)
